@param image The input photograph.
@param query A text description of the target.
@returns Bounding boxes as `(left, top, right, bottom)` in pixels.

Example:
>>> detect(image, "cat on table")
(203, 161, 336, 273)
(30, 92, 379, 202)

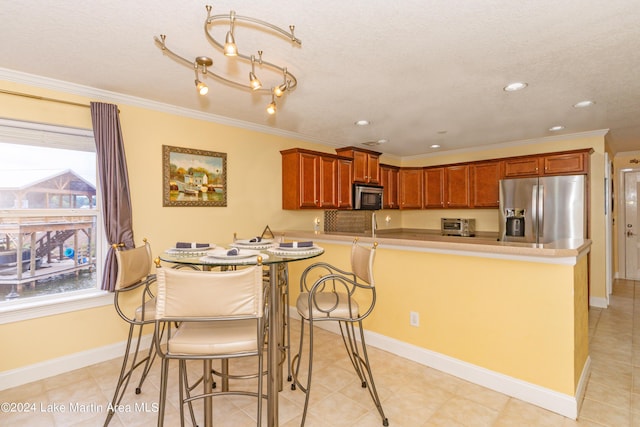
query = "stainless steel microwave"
(353, 184, 383, 210)
(441, 218, 475, 237)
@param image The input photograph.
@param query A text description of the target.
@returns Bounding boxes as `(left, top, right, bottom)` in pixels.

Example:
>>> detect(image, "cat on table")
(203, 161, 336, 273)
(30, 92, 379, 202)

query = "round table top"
(159, 244, 324, 267)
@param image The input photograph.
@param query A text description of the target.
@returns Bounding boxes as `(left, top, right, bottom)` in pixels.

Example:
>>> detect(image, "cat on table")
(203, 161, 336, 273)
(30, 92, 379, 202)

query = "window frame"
(0, 118, 109, 324)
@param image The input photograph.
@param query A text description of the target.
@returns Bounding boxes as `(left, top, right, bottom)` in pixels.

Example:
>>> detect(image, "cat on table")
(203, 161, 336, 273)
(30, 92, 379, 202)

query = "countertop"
(280, 228, 592, 262)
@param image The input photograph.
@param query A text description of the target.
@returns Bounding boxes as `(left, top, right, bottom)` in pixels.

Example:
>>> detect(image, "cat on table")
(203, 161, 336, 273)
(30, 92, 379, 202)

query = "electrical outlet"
(410, 311, 419, 327)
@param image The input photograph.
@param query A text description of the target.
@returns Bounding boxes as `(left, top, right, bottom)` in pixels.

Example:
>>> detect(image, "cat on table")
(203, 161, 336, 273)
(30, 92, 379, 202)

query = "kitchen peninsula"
(282, 229, 591, 419)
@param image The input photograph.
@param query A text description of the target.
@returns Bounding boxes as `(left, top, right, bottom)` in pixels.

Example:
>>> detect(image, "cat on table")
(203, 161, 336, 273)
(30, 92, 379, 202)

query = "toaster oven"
(441, 218, 475, 237)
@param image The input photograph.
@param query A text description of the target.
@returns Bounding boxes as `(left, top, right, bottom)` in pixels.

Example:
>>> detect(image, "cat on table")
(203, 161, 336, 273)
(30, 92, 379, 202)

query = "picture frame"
(162, 145, 227, 207)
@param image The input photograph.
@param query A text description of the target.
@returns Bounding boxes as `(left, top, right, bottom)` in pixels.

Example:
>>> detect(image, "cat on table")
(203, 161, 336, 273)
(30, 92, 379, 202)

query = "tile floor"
(1, 278, 638, 426)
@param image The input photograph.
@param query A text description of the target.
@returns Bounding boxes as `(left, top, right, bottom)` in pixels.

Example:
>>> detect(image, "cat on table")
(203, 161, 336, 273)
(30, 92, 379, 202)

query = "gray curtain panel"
(90, 102, 135, 292)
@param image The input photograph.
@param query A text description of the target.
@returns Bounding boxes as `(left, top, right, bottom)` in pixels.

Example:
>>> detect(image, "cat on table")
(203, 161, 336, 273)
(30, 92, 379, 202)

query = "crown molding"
(403, 129, 610, 162)
(0, 67, 331, 147)
(0, 68, 610, 163)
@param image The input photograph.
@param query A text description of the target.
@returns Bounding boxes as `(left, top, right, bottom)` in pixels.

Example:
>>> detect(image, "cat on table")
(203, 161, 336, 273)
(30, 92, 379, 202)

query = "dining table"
(159, 238, 324, 427)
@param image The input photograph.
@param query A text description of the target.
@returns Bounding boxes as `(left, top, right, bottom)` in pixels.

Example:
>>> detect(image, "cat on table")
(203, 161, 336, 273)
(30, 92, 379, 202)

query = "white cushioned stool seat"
(135, 297, 156, 321)
(296, 292, 359, 319)
(169, 320, 259, 355)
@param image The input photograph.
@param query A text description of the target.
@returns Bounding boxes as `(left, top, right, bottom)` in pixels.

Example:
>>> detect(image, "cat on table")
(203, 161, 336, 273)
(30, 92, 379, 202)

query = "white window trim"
(0, 290, 112, 324)
(0, 118, 109, 322)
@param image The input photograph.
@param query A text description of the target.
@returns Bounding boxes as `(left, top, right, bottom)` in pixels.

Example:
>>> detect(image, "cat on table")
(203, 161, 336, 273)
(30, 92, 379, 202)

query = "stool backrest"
(155, 266, 264, 320)
(350, 241, 376, 286)
(114, 242, 153, 290)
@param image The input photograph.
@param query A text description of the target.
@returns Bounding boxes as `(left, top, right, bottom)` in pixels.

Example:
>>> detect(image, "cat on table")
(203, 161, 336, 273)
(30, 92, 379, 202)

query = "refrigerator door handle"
(538, 184, 544, 239)
(531, 184, 538, 238)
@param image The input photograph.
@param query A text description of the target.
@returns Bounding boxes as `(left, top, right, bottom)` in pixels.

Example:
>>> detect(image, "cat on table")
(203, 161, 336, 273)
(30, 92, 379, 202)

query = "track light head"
(195, 79, 208, 95)
(224, 31, 237, 56)
(267, 100, 277, 115)
(249, 71, 262, 90)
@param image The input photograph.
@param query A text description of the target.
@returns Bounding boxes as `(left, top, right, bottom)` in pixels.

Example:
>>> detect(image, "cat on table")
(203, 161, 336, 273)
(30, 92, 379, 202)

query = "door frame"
(617, 166, 640, 280)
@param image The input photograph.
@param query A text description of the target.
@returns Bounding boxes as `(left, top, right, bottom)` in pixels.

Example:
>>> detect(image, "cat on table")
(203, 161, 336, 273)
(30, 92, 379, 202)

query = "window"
(0, 118, 106, 319)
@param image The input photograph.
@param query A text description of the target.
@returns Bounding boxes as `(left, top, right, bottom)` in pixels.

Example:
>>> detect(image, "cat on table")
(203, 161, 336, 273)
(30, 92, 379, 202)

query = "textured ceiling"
(1, 0, 639, 157)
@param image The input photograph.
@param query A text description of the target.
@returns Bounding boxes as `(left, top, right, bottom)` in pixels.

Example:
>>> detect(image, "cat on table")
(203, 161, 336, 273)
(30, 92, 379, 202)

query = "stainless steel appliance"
(499, 175, 586, 243)
(353, 183, 383, 210)
(441, 218, 475, 236)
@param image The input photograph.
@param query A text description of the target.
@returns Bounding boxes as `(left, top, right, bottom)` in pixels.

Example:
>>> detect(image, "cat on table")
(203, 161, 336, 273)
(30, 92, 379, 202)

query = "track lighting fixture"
(193, 56, 212, 96)
(249, 55, 262, 90)
(267, 93, 277, 115)
(224, 10, 238, 56)
(273, 68, 288, 97)
(154, 4, 301, 115)
(195, 80, 209, 95)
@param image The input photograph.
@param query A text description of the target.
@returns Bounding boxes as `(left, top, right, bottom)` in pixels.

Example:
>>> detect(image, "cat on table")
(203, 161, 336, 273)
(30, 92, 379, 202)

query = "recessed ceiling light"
(430, 144, 441, 149)
(573, 100, 595, 108)
(503, 82, 528, 92)
(354, 119, 370, 126)
(549, 125, 565, 132)
(362, 139, 388, 146)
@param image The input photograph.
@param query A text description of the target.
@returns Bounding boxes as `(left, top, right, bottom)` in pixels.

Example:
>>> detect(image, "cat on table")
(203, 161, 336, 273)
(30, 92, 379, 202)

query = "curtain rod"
(0, 88, 90, 109)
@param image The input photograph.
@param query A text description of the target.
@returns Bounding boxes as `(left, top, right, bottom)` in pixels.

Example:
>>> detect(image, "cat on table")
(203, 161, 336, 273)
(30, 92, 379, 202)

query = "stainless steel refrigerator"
(499, 174, 586, 244)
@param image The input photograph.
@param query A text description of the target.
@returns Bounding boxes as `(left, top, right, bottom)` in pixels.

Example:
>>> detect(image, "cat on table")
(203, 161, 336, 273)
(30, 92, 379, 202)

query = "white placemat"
(198, 253, 270, 265)
(165, 248, 214, 255)
(229, 242, 276, 250)
(267, 246, 324, 257)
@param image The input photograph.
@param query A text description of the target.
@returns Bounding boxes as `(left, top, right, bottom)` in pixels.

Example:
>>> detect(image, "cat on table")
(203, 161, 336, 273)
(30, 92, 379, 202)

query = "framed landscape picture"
(162, 145, 227, 207)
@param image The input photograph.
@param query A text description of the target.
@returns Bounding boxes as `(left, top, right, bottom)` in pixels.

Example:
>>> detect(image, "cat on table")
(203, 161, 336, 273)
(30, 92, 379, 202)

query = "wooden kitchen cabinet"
(337, 158, 353, 209)
(541, 151, 588, 175)
(281, 148, 347, 209)
(399, 167, 423, 209)
(380, 164, 400, 209)
(283, 147, 590, 210)
(423, 167, 445, 208)
(470, 161, 501, 207)
(318, 156, 339, 208)
(503, 156, 542, 177)
(335, 146, 381, 184)
(445, 164, 471, 208)
(504, 150, 590, 177)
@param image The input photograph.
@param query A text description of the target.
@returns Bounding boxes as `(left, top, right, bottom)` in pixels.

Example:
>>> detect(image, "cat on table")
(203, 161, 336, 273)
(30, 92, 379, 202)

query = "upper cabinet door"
(423, 167, 445, 208)
(446, 165, 471, 208)
(503, 157, 542, 177)
(399, 168, 423, 209)
(367, 154, 380, 184)
(471, 161, 502, 207)
(318, 156, 338, 208)
(542, 152, 588, 175)
(337, 158, 353, 209)
(299, 152, 320, 208)
(352, 151, 369, 182)
(380, 164, 399, 209)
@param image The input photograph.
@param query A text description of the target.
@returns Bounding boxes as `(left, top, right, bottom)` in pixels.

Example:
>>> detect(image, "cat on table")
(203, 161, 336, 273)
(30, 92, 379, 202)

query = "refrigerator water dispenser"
(504, 209, 526, 237)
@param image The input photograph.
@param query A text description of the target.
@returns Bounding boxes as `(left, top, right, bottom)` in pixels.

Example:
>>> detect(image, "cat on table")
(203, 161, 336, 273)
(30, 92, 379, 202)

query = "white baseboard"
(590, 296, 608, 308)
(289, 308, 587, 420)
(0, 334, 153, 391)
(2, 312, 590, 420)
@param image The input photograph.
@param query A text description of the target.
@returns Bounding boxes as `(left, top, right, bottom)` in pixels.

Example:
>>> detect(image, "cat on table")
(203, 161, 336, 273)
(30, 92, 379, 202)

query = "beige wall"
(0, 79, 605, 379)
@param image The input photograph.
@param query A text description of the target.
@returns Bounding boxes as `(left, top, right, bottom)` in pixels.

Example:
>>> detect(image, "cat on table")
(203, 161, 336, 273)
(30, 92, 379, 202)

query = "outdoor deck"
(0, 257, 94, 286)
(0, 217, 96, 286)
